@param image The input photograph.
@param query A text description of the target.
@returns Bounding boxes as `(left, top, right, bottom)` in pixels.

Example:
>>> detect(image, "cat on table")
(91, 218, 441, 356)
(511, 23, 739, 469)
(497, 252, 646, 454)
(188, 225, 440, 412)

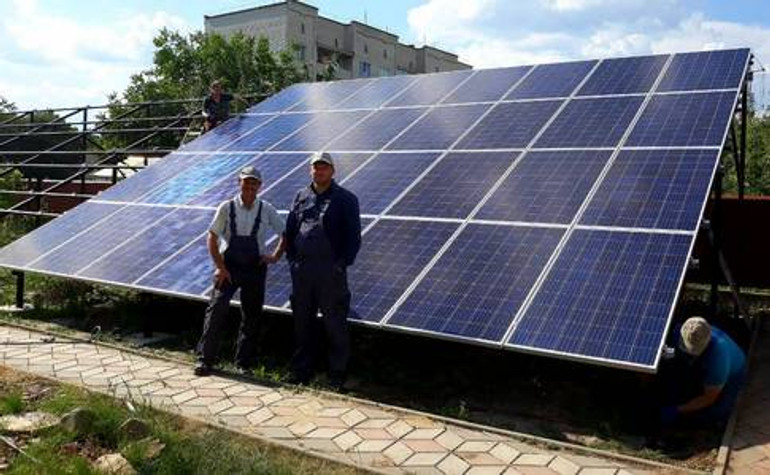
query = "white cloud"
(407, 0, 770, 107)
(0, 1, 190, 109)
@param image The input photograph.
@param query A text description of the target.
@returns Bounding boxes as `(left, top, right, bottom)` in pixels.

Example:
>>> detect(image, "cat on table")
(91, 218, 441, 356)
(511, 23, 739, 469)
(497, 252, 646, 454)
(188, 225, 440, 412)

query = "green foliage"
(723, 109, 770, 196)
(0, 391, 25, 415)
(102, 30, 306, 150)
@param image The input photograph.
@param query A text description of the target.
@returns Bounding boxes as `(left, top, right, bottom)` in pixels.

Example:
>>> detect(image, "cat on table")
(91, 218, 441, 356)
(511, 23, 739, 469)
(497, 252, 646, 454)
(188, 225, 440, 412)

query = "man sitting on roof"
(202, 80, 247, 133)
(660, 316, 747, 425)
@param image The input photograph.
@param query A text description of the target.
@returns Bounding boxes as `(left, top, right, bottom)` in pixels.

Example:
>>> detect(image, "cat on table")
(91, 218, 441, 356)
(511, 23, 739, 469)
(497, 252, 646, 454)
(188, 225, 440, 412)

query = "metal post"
(709, 165, 724, 318)
(11, 270, 25, 309)
(739, 79, 748, 201)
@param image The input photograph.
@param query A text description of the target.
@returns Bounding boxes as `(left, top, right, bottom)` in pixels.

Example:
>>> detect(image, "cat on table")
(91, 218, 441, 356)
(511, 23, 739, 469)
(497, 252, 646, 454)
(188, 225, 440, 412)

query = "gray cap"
(238, 165, 262, 181)
(310, 151, 334, 167)
(679, 316, 712, 356)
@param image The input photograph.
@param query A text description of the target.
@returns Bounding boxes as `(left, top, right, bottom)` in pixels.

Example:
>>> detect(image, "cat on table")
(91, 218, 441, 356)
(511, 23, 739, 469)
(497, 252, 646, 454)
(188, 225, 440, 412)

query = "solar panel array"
(0, 48, 750, 371)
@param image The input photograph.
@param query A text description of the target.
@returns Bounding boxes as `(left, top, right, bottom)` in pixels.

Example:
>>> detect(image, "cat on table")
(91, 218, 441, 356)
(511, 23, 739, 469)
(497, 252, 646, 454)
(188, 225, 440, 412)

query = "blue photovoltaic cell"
(79, 208, 214, 284)
(505, 60, 597, 99)
(189, 153, 310, 207)
(289, 80, 370, 111)
(31, 206, 173, 275)
(441, 66, 531, 104)
(388, 224, 563, 342)
(626, 92, 736, 147)
(349, 219, 458, 322)
(0, 202, 121, 267)
(247, 83, 314, 113)
(261, 153, 373, 210)
(581, 149, 719, 230)
(658, 49, 749, 92)
(509, 230, 692, 368)
(181, 114, 274, 152)
(343, 152, 439, 214)
(456, 101, 563, 150)
(96, 153, 206, 203)
(388, 152, 516, 219)
(273, 110, 369, 151)
(224, 113, 316, 151)
(264, 218, 374, 307)
(336, 75, 419, 109)
(476, 150, 612, 224)
(577, 55, 668, 96)
(142, 153, 254, 205)
(536, 96, 644, 148)
(387, 104, 489, 150)
(326, 108, 426, 151)
(136, 236, 213, 297)
(385, 70, 473, 107)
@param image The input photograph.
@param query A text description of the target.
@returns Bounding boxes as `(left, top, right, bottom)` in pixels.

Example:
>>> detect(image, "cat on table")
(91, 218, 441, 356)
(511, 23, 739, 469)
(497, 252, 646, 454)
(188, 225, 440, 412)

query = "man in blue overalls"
(195, 165, 286, 376)
(285, 152, 361, 390)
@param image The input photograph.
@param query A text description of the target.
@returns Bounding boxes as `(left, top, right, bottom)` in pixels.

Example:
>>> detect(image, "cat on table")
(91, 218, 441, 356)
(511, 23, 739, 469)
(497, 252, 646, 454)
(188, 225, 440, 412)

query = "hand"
(261, 254, 280, 265)
(214, 268, 231, 288)
(659, 405, 679, 424)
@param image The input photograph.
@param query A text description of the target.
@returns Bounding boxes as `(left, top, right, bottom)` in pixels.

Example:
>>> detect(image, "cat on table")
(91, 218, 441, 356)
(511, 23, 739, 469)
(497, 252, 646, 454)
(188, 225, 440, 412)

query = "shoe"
(194, 362, 212, 376)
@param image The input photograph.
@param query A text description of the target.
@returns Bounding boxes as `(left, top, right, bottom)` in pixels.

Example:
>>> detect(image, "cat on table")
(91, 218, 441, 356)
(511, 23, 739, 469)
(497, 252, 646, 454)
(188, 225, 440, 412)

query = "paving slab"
(0, 324, 671, 474)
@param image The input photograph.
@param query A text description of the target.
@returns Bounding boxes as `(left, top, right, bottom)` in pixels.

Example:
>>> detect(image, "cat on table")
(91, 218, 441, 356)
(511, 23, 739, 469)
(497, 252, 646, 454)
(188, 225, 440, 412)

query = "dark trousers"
(196, 265, 267, 367)
(290, 262, 351, 380)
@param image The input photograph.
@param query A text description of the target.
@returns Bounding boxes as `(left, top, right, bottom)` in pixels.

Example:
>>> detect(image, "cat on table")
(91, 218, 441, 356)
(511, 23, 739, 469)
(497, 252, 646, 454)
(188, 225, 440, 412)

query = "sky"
(0, 0, 768, 110)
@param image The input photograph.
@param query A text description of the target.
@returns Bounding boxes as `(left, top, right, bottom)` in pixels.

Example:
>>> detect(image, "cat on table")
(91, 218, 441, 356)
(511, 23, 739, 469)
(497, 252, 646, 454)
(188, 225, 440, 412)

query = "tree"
(102, 29, 306, 150)
(722, 98, 770, 196)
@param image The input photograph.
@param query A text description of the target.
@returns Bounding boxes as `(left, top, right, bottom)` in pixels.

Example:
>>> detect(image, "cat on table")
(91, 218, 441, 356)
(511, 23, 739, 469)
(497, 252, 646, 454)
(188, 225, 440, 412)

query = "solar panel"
(386, 224, 564, 342)
(626, 92, 737, 147)
(508, 230, 692, 368)
(535, 96, 644, 148)
(343, 152, 439, 214)
(581, 149, 720, 231)
(505, 60, 597, 99)
(0, 48, 749, 372)
(456, 101, 563, 150)
(386, 104, 489, 150)
(476, 150, 612, 224)
(387, 152, 517, 219)
(189, 153, 311, 207)
(657, 48, 750, 92)
(577, 55, 667, 96)
(442, 66, 531, 104)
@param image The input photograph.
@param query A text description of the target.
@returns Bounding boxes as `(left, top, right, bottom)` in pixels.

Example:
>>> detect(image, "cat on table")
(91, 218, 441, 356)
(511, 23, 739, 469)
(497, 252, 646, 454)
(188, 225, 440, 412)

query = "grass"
(0, 391, 25, 415)
(0, 369, 355, 474)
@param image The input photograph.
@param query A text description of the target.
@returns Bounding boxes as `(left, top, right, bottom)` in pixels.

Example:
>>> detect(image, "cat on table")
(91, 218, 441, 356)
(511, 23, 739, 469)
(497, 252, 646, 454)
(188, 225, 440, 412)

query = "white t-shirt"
(209, 195, 285, 255)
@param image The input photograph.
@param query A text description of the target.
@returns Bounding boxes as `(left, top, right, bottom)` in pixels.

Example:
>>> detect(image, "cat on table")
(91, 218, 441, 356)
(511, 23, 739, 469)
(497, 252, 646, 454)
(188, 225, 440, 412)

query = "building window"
(409, 61, 414, 71)
(434, 66, 440, 72)
(301, 23, 305, 34)
(334, 38, 339, 48)
(364, 44, 368, 54)
(359, 61, 371, 77)
(383, 49, 388, 59)
(379, 67, 390, 77)
(296, 45, 306, 61)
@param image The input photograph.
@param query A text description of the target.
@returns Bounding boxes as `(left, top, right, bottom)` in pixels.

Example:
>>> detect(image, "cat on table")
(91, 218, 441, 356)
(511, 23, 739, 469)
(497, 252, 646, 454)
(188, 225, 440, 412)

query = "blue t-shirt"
(700, 327, 746, 389)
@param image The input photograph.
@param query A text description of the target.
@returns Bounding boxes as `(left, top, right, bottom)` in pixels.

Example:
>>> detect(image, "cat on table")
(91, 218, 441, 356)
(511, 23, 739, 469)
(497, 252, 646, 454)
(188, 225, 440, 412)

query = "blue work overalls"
(290, 191, 351, 383)
(196, 200, 266, 368)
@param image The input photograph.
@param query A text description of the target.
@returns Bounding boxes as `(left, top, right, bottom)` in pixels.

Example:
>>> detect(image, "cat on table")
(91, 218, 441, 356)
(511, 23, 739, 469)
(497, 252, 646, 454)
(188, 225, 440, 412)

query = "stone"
(60, 408, 96, 435)
(118, 418, 151, 441)
(0, 411, 59, 434)
(93, 453, 137, 474)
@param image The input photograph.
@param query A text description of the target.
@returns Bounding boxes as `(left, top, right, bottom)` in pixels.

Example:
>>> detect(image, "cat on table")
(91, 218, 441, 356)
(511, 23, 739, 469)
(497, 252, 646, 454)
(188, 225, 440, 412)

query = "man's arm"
(676, 386, 723, 413)
(343, 193, 361, 266)
(208, 231, 230, 288)
(262, 204, 287, 264)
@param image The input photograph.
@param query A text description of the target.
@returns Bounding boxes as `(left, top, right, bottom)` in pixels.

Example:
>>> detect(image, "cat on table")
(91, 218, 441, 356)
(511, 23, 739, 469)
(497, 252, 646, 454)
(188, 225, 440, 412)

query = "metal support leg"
(11, 270, 25, 309)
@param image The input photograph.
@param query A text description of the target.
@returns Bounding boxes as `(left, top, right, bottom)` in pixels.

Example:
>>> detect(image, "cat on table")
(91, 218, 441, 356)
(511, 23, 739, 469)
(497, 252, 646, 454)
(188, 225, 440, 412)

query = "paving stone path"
(0, 324, 671, 474)
(726, 317, 770, 474)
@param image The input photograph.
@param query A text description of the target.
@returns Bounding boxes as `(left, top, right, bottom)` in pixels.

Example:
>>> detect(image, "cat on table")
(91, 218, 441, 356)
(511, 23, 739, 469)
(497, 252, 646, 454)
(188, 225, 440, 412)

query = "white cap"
(310, 151, 334, 167)
(238, 165, 262, 181)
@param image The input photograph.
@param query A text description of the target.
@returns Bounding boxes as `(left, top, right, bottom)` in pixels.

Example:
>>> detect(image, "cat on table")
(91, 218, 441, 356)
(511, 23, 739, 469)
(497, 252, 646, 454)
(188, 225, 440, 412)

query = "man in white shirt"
(195, 165, 286, 376)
